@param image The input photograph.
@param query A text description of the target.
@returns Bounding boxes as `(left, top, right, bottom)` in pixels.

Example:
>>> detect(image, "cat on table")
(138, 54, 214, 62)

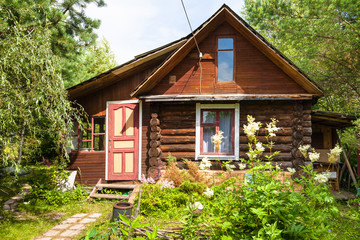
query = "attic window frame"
(216, 36, 235, 83)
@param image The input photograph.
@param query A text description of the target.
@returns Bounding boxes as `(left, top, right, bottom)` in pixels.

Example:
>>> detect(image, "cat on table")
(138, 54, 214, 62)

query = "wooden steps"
(91, 193, 130, 200)
(87, 179, 137, 201)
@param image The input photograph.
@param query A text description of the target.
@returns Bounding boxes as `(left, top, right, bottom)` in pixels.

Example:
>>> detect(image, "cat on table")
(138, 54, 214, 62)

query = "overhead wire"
(180, 0, 203, 94)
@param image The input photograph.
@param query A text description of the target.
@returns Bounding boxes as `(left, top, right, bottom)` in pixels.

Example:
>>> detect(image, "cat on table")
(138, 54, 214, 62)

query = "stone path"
(3, 183, 31, 211)
(33, 213, 102, 240)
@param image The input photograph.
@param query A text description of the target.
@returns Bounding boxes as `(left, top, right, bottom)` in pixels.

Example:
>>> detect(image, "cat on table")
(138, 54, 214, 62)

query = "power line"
(180, 0, 203, 94)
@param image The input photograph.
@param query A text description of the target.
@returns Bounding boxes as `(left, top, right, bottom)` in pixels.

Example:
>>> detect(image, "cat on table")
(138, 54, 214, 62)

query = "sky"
(86, 0, 245, 64)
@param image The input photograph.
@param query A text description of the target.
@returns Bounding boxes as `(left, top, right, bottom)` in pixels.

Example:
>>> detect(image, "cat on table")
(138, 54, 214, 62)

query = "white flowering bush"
(199, 157, 211, 170)
(182, 115, 339, 239)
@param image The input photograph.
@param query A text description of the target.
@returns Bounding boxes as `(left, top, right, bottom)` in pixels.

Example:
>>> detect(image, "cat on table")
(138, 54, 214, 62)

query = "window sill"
(197, 155, 236, 160)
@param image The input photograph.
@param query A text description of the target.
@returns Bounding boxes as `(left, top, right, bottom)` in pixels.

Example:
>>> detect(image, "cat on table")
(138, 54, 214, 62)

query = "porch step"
(96, 184, 136, 189)
(91, 193, 130, 200)
(87, 178, 138, 201)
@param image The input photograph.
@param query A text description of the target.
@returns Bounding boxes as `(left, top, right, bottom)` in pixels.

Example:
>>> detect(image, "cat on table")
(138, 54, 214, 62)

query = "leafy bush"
(138, 183, 195, 217)
(21, 165, 87, 209)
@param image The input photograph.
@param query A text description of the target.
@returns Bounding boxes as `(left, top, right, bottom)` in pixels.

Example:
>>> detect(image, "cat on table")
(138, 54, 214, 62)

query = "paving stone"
(62, 217, 79, 223)
(34, 237, 52, 240)
(53, 223, 71, 230)
(71, 213, 88, 218)
(88, 213, 102, 218)
(70, 224, 86, 230)
(80, 218, 97, 224)
(3, 205, 11, 210)
(60, 229, 81, 237)
(43, 229, 61, 237)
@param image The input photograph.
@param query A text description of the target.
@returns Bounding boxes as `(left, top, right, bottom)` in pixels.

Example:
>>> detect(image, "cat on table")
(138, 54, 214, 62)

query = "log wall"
(152, 100, 312, 168)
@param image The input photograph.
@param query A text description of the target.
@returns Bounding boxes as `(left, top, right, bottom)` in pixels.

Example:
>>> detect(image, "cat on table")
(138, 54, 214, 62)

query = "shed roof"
(312, 110, 359, 129)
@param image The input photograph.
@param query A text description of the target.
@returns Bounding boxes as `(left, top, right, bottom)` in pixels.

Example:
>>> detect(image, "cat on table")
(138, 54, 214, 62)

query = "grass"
(327, 202, 360, 239)
(0, 197, 118, 240)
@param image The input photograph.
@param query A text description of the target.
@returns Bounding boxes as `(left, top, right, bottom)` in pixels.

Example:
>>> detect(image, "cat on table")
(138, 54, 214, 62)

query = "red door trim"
(107, 103, 139, 181)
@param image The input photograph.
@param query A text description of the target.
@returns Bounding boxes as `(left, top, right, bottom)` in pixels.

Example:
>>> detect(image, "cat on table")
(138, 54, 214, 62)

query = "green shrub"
(138, 183, 198, 217)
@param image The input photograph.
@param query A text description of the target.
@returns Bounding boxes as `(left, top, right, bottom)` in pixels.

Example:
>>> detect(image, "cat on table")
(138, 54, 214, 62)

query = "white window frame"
(195, 103, 239, 160)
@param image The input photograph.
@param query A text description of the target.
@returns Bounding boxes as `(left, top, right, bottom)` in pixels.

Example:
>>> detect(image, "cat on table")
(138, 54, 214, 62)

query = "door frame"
(105, 100, 142, 180)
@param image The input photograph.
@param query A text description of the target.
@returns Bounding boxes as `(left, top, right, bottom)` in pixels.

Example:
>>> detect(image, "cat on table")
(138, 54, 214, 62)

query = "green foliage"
(82, 215, 157, 240)
(64, 37, 117, 88)
(0, 0, 111, 87)
(138, 183, 193, 217)
(178, 164, 338, 239)
(21, 165, 87, 209)
(0, 11, 85, 167)
(243, 0, 360, 115)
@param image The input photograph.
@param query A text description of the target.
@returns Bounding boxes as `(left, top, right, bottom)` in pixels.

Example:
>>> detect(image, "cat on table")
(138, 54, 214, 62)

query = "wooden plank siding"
(68, 152, 105, 185)
(155, 101, 312, 164)
(148, 22, 307, 96)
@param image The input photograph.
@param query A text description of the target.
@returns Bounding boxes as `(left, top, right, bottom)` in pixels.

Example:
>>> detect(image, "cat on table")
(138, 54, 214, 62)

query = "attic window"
(217, 37, 234, 82)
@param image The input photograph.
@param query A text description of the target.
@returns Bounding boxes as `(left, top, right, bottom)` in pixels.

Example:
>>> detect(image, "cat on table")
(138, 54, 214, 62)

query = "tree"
(0, 15, 83, 167)
(64, 37, 118, 88)
(0, 0, 109, 87)
(243, 0, 360, 114)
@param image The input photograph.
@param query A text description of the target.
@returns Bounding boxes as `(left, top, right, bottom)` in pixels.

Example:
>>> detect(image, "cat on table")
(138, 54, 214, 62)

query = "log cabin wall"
(148, 22, 307, 96)
(151, 100, 312, 169)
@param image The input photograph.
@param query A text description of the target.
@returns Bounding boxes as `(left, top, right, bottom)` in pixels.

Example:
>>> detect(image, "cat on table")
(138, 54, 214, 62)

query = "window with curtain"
(201, 109, 234, 155)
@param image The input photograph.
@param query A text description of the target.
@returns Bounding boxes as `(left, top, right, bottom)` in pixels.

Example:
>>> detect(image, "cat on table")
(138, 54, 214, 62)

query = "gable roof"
(67, 38, 186, 100)
(130, 4, 323, 98)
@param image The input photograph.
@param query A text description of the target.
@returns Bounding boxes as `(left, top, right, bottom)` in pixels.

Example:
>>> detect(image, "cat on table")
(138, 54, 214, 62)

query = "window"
(201, 109, 234, 154)
(217, 37, 234, 82)
(196, 104, 239, 160)
(70, 116, 105, 152)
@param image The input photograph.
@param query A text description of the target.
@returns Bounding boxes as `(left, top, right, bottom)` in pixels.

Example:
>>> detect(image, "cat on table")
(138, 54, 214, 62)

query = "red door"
(108, 103, 139, 180)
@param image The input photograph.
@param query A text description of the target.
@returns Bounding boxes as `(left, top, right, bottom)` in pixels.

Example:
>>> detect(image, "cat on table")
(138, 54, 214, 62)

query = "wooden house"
(67, 5, 324, 184)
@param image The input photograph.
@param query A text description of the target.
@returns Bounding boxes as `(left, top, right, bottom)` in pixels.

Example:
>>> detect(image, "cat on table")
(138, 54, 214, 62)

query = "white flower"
(225, 163, 236, 172)
(309, 151, 320, 162)
(239, 163, 247, 170)
(193, 202, 203, 210)
(243, 115, 262, 142)
(328, 145, 342, 163)
(203, 188, 214, 198)
(287, 167, 296, 174)
(211, 131, 224, 152)
(199, 157, 212, 170)
(314, 173, 329, 184)
(275, 163, 281, 170)
(298, 145, 311, 158)
(266, 118, 280, 137)
(246, 149, 258, 160)
(255, 142, 265, 152)
(158, 179, 175, 189)
(140, 174, 156, 184)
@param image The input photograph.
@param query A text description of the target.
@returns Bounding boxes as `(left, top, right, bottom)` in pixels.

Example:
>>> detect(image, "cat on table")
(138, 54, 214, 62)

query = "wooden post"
(337, 135, 359, 190)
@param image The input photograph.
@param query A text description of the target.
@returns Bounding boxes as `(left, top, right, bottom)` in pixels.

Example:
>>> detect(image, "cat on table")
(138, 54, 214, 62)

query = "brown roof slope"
(67, 38, 186, 99)
(131, 4, 323, 97)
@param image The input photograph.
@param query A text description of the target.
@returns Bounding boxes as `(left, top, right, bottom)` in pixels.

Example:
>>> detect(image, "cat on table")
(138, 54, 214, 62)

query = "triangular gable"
(131, 4, 323, 97)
